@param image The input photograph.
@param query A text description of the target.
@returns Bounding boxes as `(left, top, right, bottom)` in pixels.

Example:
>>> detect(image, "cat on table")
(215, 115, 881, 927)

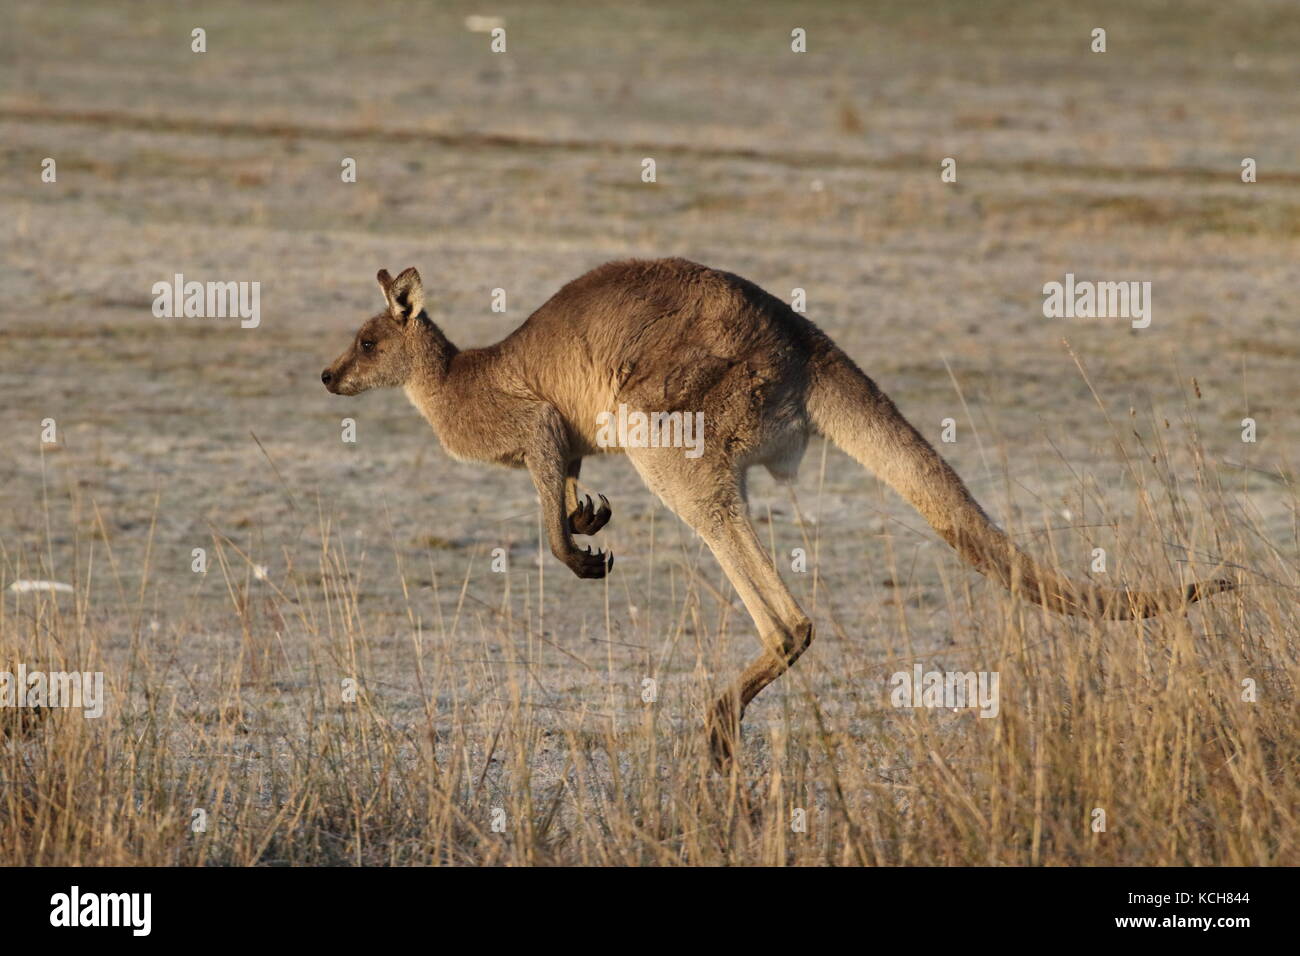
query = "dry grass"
(2, 402, 1295, 866)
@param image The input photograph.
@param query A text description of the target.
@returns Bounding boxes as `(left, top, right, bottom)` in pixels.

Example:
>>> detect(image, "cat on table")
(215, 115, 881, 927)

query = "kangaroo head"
(322, 267, 429, 395)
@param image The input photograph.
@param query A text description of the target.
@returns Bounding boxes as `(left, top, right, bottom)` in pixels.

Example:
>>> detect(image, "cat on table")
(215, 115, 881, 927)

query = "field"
(1, 0, 1297, 865)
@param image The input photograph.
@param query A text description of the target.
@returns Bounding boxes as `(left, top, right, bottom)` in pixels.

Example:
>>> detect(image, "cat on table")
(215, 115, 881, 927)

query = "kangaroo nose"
(321, 369, 333, 385)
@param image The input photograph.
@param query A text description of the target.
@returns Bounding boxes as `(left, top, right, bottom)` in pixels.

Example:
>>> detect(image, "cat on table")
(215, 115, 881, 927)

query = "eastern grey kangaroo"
(322, 257, 1233, 769)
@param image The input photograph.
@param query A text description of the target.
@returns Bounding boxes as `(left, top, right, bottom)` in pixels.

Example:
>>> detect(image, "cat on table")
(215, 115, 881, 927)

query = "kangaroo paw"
(563, 543, 614, 579)
(568, 493, 612, 536)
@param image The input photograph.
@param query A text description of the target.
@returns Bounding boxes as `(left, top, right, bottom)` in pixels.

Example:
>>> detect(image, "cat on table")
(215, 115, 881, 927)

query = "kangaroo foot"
(568, 493, 612, 536)
(706, 694, 743, 773)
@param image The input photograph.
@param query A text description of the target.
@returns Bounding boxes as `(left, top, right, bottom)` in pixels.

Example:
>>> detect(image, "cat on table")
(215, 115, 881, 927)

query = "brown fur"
(323, 258, 1234, 770)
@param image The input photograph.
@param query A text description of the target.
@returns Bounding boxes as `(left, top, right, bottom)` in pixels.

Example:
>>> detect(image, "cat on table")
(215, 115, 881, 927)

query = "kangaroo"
(322, 257, 1234, 770)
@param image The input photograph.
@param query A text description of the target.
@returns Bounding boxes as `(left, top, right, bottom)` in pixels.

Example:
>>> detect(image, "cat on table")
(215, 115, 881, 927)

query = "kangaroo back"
(807, 351, 1232, 619)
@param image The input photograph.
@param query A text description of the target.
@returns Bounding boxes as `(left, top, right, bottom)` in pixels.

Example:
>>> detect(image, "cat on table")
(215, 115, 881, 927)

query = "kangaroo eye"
(361, 340, 376, 353)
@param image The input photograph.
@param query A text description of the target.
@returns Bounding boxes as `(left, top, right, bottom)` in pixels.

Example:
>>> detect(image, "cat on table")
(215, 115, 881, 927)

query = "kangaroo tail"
(807, 351, 1234, 619)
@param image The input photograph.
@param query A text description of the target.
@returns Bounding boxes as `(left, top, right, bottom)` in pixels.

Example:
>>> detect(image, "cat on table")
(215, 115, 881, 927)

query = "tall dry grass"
(1, 401, 1296, 867)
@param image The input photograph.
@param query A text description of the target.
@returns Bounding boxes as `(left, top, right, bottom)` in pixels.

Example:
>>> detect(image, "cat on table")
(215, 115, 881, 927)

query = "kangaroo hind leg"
(630, 451, 813, 771)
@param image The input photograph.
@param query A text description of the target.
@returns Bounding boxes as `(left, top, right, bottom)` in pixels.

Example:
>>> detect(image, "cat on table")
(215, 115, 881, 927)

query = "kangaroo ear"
(383, 267, 424, 322)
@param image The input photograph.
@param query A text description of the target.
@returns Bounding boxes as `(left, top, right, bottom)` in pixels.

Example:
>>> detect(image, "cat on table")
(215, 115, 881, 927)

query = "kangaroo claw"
(565, 544, 613, 579)
(568, 492, 613, 535)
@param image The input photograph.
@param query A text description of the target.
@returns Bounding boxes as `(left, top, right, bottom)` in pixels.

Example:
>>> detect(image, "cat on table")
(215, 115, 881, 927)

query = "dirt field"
(1, 1, 1297, 865)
